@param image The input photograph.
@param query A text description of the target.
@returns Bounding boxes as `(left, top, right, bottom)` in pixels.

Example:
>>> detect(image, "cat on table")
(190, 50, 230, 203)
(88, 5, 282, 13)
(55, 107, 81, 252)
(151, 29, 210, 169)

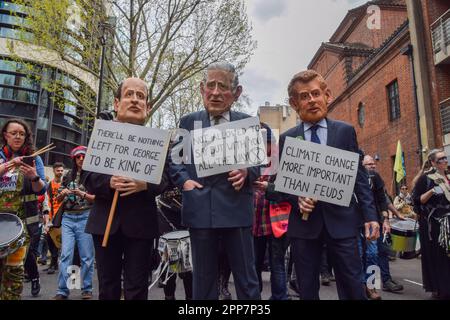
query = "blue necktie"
(310, 125, 321, 144)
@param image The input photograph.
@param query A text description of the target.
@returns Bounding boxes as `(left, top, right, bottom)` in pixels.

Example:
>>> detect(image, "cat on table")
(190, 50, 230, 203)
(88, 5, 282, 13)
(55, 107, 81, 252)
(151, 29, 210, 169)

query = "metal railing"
(440, 100, 450, 135)
(431, 9, 450, 55)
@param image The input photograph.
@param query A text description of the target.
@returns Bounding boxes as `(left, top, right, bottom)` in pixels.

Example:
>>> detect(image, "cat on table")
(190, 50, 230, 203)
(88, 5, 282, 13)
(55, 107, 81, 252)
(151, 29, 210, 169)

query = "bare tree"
(8, 0, 255, 126)
(109, 0, 255, 123)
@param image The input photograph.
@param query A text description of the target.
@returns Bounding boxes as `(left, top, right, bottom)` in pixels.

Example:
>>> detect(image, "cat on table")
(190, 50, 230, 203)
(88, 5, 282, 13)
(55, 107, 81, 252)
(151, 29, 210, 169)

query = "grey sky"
(242, 0, 367, 114)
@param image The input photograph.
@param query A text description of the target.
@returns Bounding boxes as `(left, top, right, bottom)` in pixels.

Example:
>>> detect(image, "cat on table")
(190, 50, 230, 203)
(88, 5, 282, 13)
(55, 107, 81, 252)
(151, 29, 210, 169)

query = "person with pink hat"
(52, 145, 95, 300)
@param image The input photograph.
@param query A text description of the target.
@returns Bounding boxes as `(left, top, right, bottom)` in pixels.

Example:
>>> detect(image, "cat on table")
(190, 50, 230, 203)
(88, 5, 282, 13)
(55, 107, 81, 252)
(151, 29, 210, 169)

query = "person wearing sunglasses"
(52, 146, 95, 300)
(412, 149, 450, 299)
(0, 118, 47, 300)
(394, 185, 416, 220)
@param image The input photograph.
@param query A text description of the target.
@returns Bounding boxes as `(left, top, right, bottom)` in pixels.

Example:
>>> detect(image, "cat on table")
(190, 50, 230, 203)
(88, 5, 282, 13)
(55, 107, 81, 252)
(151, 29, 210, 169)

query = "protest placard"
(274, 137, 359, 207)
(82, 120, 171, 184)
(191, 117, 267, 178)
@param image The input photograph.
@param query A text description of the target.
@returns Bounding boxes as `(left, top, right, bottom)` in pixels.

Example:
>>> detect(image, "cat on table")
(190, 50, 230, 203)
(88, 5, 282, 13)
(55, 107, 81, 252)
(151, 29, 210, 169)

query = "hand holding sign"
(110, 176, 148, 197)
(275, 138, 359, 207)
(228, 168, 248, 191)
(253, 180, 268, 191)
(84, 120, 171, 247)
(298, 197, 317, 221)
(192, 117, 267, 178)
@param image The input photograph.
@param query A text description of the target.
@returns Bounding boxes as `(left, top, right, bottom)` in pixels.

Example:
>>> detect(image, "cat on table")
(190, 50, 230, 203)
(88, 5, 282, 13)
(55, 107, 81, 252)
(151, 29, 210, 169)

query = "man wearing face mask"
(266, 70, 379, 300)
(170, 62, 260, 300)
(82, 78, 169, 300)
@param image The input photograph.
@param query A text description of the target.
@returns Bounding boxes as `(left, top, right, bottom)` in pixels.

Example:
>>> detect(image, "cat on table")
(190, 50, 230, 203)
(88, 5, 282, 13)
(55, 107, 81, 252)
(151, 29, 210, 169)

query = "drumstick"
(31, 143, 55, 156)
(30, 146, 56, 157)
(22, 143, 56, 159)
(31, 143, 54, 155)
(172, 198, 182, 208)
(102, 190, 119, 247)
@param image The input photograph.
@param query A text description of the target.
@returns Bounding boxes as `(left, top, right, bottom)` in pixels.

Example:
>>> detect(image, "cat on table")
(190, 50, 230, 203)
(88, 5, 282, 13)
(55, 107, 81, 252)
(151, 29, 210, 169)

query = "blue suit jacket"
(267, 118, 377, 239)
(170, 110, 260, 228)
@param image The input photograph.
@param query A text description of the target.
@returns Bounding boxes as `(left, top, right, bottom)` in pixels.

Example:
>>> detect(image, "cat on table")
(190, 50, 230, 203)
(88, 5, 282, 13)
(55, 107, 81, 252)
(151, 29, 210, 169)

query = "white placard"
(191, 117, 267, 178)
(82, 120, 171, 184)
(274, 137, 359, 207)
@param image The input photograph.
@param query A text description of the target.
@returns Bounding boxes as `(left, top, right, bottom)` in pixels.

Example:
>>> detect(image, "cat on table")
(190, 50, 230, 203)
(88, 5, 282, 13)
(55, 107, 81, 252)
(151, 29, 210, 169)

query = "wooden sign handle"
(302, 213, 310, 221)
(102, 190, 119, 247)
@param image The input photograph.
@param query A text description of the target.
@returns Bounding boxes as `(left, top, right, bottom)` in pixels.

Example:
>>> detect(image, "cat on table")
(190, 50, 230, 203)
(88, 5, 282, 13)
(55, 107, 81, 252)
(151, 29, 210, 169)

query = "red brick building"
(407, 0, 450, 156)
(308, 0, 417, 193)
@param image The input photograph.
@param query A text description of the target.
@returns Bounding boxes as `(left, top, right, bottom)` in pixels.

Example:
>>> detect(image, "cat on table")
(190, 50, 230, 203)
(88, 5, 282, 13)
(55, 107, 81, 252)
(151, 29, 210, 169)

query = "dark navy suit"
(170, 110, 260, 300)
(267, 118, 377, 300)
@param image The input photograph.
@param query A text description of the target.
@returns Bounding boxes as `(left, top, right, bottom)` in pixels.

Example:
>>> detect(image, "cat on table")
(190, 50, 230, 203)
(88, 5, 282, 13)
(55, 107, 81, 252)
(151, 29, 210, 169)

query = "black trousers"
(93, 230, 154, 300)
(190, 227, 260, 300)
(291, 229, 365, 300)
(218, 238, 231, 285)
(45, 233, 59, 262)
(24, 225, 41, 280)
(163, 271, 193, 300)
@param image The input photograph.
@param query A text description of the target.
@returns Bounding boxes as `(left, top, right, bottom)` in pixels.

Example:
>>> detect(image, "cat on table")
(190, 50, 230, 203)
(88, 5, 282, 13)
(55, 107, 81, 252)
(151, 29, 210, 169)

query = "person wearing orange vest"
(253, 123, 290, 300)
(43, 162, 65, 274)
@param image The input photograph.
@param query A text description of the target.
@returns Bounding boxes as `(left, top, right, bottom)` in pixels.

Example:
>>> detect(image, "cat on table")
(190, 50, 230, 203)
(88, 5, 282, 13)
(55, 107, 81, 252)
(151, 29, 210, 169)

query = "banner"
(274, 137, 359, 207)
(191, 117, 267, 178)
(83, 120, 171, 184)
(393, 140, 406, 183)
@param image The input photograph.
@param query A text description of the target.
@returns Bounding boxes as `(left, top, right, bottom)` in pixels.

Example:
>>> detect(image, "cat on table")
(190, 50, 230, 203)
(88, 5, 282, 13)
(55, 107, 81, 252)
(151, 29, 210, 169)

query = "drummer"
(412, 149, 450, 299)
(0, 118, 47, 300)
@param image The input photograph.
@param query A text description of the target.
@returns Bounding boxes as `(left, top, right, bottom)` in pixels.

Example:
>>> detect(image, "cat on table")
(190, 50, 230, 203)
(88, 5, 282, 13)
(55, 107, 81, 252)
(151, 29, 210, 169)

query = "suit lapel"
(200, 110, 210, 128)
(290, 122, 304, 139)
(230, 110, 235, 122)
(326, 118, 338, 148)
(299, 122, 305, 139)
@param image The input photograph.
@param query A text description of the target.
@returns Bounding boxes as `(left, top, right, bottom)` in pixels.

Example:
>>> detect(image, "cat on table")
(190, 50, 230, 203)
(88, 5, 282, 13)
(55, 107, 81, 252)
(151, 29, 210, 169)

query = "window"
(387, 80, 400, 121)
(0, 87, 38, 104)
(51, 125, 81, 144)
(48, 152, 72, 169)
(52, 110, 82, 131)
(0, 1, 29, 15)
(0, 101, 36, 119)
(0, 73, 39, 90)
(440, 103, 450, 135)
(357, 102, 365, 128)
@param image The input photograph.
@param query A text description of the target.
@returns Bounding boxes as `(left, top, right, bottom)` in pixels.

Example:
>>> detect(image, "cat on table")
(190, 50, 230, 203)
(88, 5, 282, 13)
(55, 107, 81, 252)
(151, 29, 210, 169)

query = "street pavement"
(23, 255, 431, 300)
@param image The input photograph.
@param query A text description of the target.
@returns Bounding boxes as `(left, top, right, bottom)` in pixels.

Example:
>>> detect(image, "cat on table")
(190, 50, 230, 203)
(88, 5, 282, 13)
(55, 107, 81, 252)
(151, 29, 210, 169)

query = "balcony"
(431, 9, 450, 65)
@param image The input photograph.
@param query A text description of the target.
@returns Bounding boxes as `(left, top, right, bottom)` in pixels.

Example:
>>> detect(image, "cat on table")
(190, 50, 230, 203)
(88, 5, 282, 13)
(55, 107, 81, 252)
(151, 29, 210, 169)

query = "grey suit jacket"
(170, 110, 260, 228)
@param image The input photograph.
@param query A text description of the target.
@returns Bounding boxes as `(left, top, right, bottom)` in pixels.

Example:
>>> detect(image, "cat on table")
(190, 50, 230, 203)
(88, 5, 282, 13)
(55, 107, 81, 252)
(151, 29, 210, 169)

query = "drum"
(48, 227, 62, 249)
(158, 230, 192, 273)
(389, 218, 419, 253)
(0, 213, 26, 259)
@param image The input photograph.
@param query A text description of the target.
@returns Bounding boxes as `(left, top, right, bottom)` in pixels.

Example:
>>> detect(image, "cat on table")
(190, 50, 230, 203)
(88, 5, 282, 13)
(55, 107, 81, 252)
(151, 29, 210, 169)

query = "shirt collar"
(303, 118, 327, 131)
(209, 111, 230, 122)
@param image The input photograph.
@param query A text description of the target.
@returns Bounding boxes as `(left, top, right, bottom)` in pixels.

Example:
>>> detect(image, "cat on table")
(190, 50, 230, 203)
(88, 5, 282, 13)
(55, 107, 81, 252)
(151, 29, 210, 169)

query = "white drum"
(158, 230, 192, 273)
(0, 213, 26, 259)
